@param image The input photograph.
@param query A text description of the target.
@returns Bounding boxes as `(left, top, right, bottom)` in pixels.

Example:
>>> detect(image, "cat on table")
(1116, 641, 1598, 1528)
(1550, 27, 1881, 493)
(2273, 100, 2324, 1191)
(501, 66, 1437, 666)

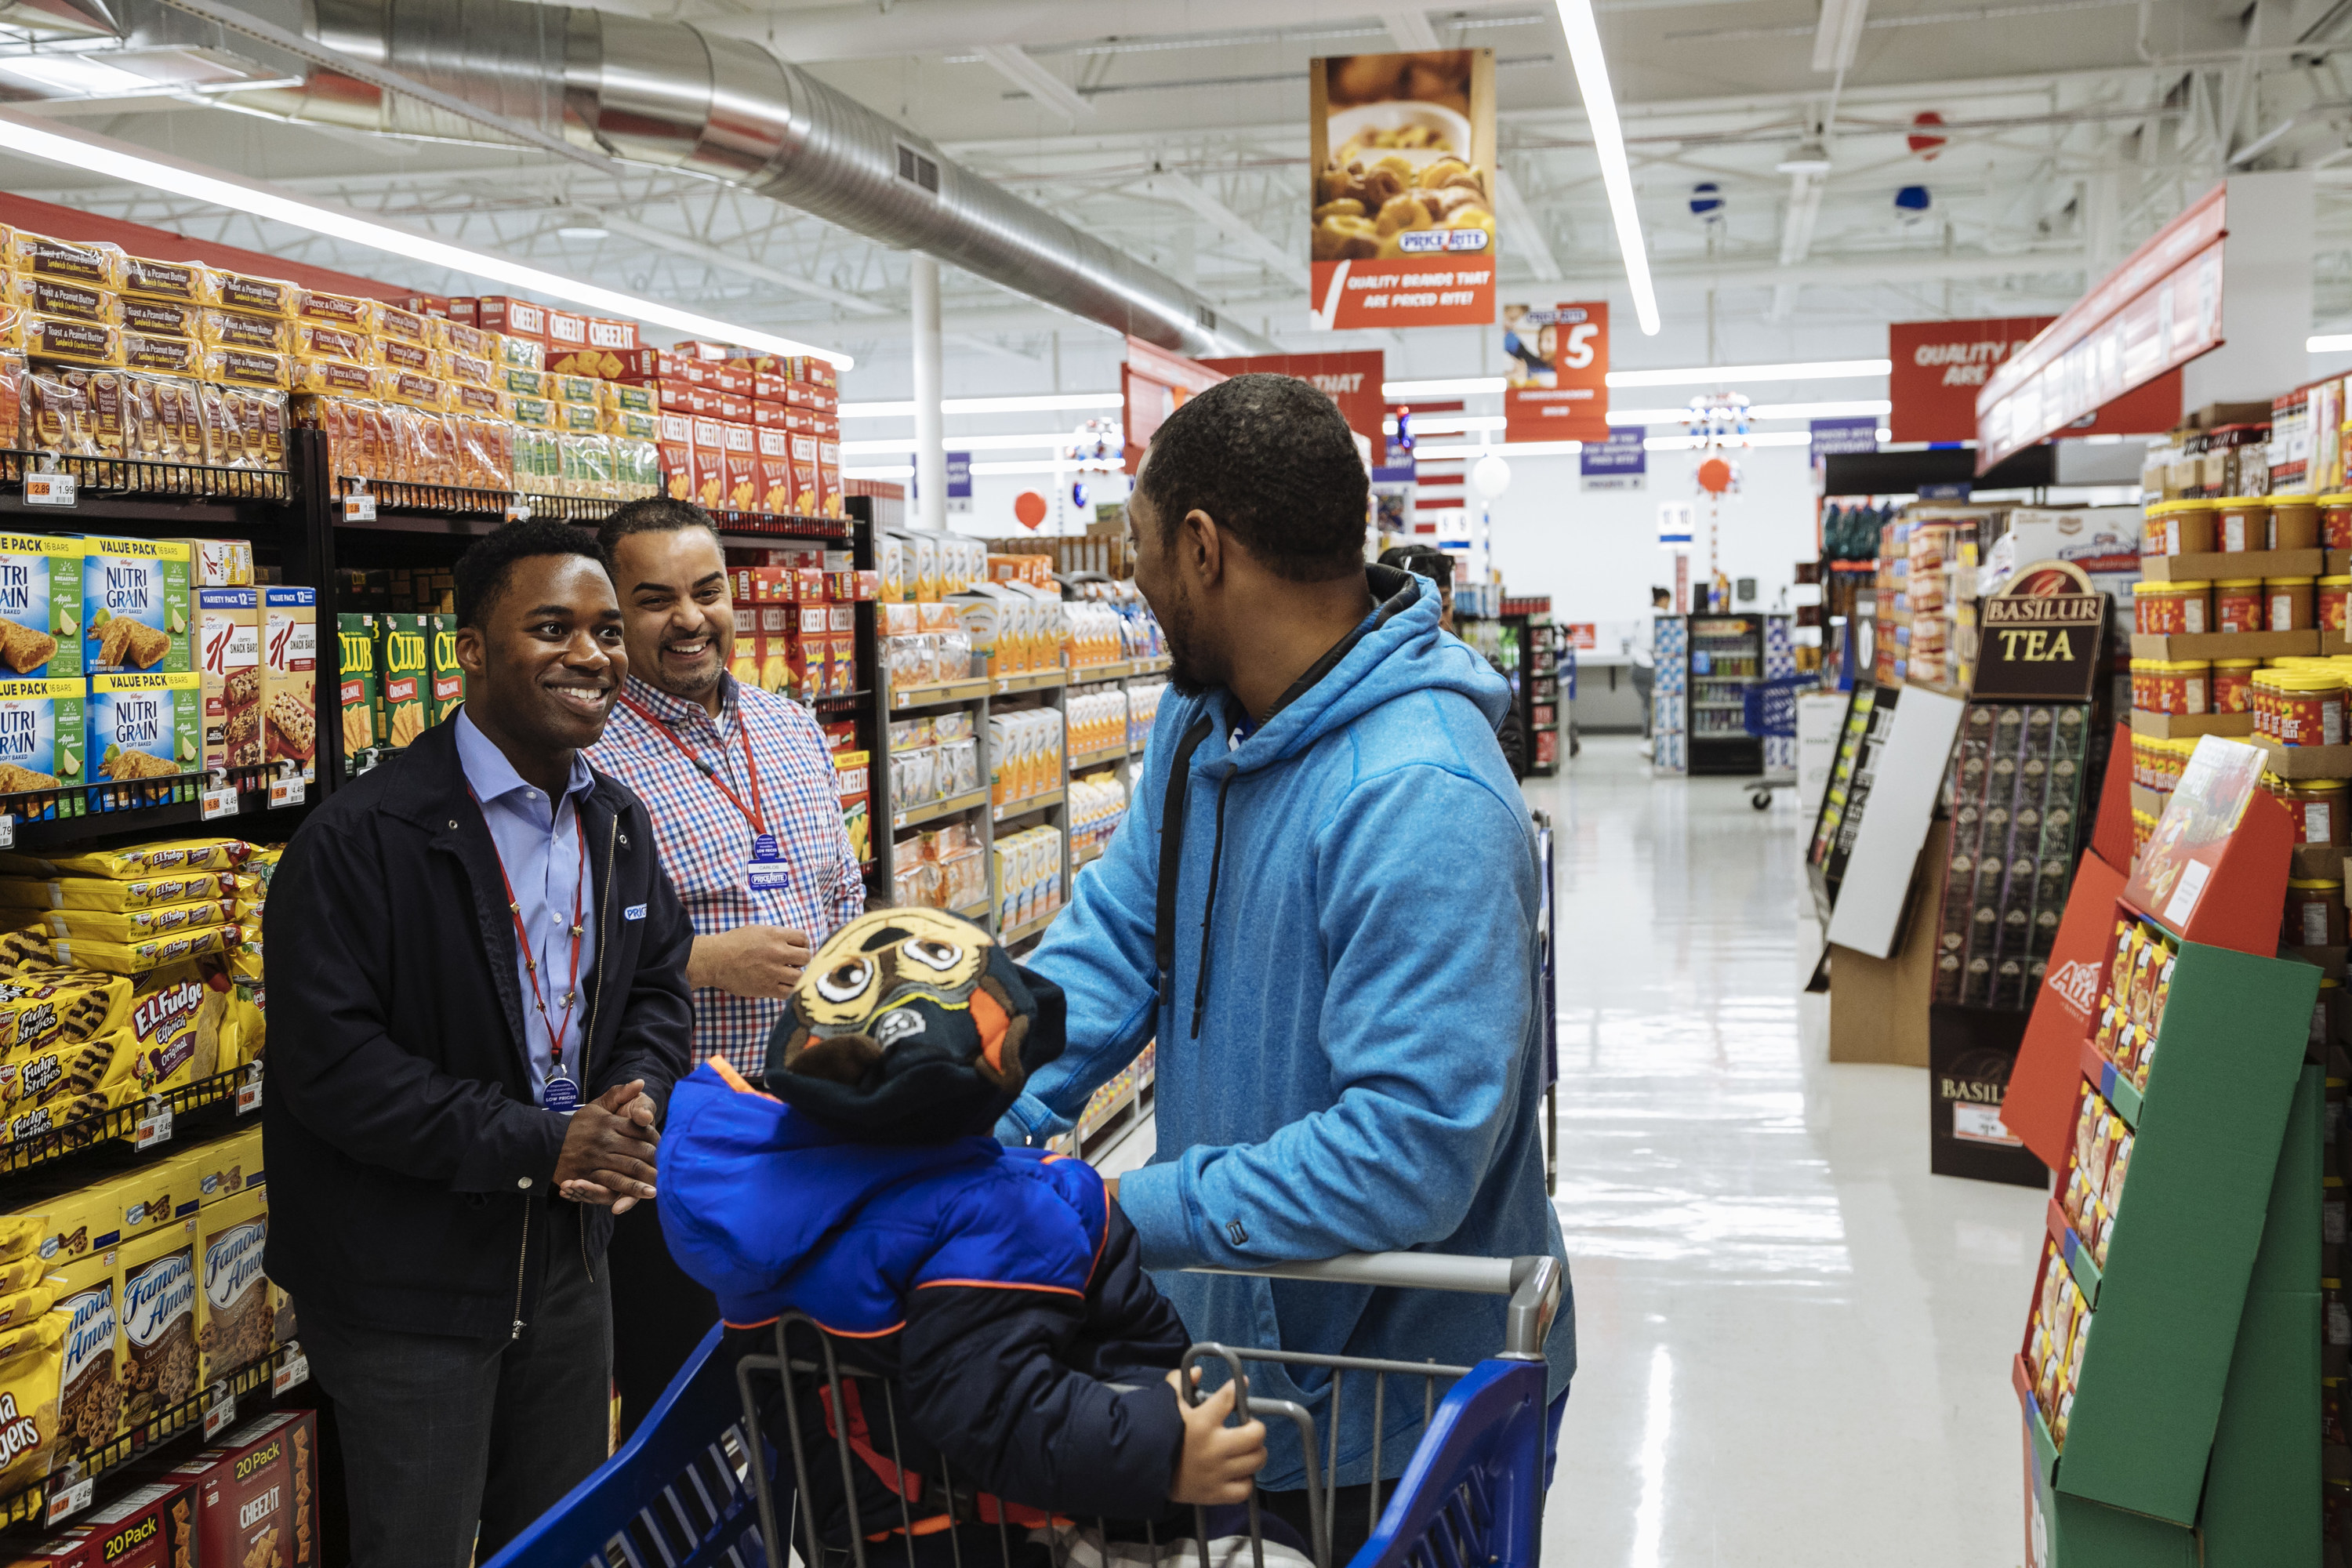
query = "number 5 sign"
(1505, 301, 1610, 445)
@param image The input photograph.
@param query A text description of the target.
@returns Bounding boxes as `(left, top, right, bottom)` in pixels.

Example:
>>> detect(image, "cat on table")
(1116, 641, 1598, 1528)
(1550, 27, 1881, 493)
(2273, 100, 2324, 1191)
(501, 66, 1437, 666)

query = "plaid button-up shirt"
(590, 672, 866, 1076)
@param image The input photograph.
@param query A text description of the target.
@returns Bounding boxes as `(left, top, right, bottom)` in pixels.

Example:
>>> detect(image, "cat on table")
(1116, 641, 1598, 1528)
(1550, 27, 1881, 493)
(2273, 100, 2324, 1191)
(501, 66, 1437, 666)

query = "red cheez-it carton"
(757, 426, 793, 515)
(659, 411, 695, 502)
(476, 296, 546, 343)
(144, 1409, 319, 1568)
(10, 1478, 198, 1566)
(691, 416, 730, 511)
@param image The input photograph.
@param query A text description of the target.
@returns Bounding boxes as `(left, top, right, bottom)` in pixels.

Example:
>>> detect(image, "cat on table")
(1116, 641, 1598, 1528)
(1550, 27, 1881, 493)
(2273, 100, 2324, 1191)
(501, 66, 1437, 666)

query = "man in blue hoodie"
(998, 372, 1573, 1559)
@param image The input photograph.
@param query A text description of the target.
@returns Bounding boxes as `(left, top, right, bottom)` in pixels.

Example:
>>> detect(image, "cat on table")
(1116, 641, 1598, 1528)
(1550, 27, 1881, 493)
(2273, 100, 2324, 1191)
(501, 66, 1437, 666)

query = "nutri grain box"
(0, 678, 84, 797)
(198, 590, 261, 774)
(89, 673, 198, 784)
(261, 588, 316, 781)
(80, 539, 188, 676)
(0, 535, 81, 680)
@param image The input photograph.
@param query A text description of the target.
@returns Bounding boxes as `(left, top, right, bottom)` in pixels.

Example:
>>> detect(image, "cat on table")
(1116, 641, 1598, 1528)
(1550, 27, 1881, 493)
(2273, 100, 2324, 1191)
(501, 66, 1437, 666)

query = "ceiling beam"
(1812, 0, 1871, 71)
(1491, 169, 1563, 279)
(971, 44, 1096, 125)
(588, 212, 893, 315)
(1382, 9, 1443, 49)
(1145, 167, 1295, 274)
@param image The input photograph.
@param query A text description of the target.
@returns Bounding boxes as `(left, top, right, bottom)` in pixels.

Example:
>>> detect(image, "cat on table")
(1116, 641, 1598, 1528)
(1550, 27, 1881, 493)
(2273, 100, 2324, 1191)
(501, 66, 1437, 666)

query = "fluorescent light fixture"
(844, 464, 916, 481)
(1606, 398, 1891, 423)
(2312, 334, 2352, 354)
(971, 458, 1126, 476)
(1554, 0, 1659, 335)
(1388, 415, 1508, 437)
(1410, 439, 1585, 458)
(1776, 140, 1833, 174)
(1646, 430, 1813, 449)
(0, 54, 161, 96)
(1608, 358, 1891, 387)
(554, 225, 610, 241)
(840, 393, 1127, 418)
(1384, 377, 1509, 399)
(0, 107, 852, 368)
(842, 429, 1123, 456)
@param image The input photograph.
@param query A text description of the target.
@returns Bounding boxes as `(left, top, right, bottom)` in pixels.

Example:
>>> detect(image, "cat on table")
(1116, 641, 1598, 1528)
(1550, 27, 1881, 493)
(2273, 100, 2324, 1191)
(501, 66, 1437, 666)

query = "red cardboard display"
(2008, 846, 2129, 1171)
(2122, 735, 2294, 956)
(2089, 721, 2136, 873)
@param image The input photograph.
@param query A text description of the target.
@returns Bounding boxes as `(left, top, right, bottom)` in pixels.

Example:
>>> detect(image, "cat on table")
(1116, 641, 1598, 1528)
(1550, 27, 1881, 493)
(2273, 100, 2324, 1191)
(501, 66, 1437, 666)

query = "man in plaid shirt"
(587, 495, 866, 1426)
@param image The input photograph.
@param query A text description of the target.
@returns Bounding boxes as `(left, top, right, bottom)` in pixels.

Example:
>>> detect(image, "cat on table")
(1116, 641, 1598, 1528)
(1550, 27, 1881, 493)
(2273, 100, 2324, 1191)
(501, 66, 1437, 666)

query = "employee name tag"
(747, 833, 790, 893)
(543, 1073, 579, 1112)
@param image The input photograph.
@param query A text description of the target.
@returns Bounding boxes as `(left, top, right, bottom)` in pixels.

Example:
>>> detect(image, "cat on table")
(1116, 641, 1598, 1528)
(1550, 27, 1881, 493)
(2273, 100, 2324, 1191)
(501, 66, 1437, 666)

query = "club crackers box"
(372, 613, 429, 750)
(335, 612, 378, 771)
(81, 538, 189, 676)
(0, 678, 83, 797)
(428, 614, 463, 726)
(0, 534, 81, 680)
(89, 673, 199, 785)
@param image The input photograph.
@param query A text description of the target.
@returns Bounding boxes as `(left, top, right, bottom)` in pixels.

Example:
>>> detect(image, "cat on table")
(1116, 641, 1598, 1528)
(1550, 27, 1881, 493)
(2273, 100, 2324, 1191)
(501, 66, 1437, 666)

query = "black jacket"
(738, 1199, 1190, 1544)
(262, 717, 695, 1338)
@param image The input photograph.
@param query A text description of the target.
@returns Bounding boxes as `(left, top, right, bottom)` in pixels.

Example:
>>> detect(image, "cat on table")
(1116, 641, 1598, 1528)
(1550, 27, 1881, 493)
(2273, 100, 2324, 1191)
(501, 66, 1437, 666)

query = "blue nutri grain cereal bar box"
(89, 671, 199, 782)
(0, 677, 83, 797)
(82, 537, 190, 675)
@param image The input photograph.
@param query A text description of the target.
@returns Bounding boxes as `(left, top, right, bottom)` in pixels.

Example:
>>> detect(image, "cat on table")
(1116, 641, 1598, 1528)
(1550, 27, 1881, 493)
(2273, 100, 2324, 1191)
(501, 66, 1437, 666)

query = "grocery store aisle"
(1533, 737, 2042, 1568)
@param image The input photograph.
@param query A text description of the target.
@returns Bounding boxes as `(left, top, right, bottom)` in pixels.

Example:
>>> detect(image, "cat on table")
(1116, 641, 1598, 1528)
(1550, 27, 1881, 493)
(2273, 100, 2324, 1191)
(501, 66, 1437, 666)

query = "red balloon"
(1697, 457, 1733, 494)
(1013, 491, 1048, 529)
(1908, 111, 1947, 160)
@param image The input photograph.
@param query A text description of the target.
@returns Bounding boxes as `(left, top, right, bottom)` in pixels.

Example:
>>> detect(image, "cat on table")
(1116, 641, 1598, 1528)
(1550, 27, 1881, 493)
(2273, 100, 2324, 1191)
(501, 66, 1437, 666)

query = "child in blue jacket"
(659, 909, 1267, 1560)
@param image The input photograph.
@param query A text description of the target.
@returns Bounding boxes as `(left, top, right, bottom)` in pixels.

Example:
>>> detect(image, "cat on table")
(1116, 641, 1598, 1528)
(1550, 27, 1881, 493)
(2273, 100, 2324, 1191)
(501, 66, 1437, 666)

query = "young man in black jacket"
(264, 520, 695, 1566)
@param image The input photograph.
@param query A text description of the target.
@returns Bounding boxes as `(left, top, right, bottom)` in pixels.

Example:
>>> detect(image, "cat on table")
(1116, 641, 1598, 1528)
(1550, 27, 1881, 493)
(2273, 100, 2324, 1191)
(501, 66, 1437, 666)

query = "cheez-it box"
(146, 1409, 318, 1568)
(8, 1477, 198, 1566)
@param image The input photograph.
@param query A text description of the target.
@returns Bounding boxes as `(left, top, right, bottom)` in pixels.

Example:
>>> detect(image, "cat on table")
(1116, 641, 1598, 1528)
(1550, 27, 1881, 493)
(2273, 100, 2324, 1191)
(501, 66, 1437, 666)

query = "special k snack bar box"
(262, 588, 316, 782)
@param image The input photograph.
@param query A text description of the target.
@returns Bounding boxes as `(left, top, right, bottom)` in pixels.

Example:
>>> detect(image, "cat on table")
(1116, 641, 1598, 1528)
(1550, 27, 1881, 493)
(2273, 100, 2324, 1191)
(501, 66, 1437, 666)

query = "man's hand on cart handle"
(688, 925, 813, 998)
(1168, 1368, 1267, 1506)
(557, 1080, 662, 1214)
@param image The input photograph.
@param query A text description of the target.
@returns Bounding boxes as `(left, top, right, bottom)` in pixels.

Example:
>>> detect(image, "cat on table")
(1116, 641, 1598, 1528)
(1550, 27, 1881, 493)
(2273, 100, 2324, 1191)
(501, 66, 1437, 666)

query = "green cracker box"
(89, 671, 200, 781)
(82, 536, 190, 675)
(336, 612, 379, 772)
(428, 613, 464, 727)
(372, 612, 430, 750)
(0, 677, 83, 793)
(0, 534, 82, 680)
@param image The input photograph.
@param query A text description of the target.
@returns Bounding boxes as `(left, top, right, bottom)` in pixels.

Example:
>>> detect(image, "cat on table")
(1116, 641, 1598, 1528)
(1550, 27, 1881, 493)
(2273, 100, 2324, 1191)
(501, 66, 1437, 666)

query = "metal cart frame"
(483, 1253, 1563, 1568)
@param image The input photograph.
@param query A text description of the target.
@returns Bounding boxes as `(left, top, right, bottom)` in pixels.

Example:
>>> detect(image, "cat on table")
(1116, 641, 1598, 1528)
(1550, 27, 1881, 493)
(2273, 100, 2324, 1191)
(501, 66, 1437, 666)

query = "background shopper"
(264, 519, 695, 1566)
(1000, 374, 1573, 1565)
(1377, 543, 1529, 779)
(588, 495, 868, 1433)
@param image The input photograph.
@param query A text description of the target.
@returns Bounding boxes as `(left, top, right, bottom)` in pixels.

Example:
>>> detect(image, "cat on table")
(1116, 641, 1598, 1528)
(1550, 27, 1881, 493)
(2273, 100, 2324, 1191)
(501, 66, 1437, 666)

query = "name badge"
(542, 1071, 579, 1112)
(747, 833, 790, 893)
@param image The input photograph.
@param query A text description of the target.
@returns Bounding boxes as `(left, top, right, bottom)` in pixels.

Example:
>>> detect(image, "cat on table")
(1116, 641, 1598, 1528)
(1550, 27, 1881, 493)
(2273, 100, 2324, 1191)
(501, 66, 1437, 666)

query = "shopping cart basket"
(484, 1252, 1563, 1568)
(1739, 673, 1813, 810)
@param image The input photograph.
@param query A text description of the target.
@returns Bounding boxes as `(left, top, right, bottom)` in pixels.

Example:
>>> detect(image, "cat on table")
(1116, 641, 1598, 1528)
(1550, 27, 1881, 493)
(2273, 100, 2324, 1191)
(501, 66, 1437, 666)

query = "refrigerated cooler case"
(1684, 615, 1765, 776)
(1499, 608, 1560, 775)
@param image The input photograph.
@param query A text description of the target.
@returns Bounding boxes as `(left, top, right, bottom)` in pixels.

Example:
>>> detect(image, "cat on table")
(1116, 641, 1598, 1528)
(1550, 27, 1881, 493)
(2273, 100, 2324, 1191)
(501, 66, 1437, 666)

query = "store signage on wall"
(1120, 336, 1228, 474)
(946, 452, 971, 514)
(1891, 317, 2185, 444)
(1309, 49, 1499, 330)
(1504, 302, 1610, 443)
(1198, 350, 1387, 443)
(1977, 183, 2225, 469)
(1971, 562, 2106, 702)
(1657, 502, 1693, 551)
(1810, 416, 1880, 463)
(1581, 426, 1646, 490)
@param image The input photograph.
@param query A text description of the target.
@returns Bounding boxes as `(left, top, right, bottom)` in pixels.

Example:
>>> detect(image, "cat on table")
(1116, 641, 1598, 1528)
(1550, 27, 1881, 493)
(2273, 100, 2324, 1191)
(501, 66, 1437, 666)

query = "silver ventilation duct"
(215, 0, 1275, 356)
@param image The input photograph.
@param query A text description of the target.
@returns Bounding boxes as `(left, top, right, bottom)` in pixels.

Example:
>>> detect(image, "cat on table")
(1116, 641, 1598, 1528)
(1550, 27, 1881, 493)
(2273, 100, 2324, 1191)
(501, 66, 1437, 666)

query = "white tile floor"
(1533, 736, 2042, 1567)
(1097, 733, 2047, 1566)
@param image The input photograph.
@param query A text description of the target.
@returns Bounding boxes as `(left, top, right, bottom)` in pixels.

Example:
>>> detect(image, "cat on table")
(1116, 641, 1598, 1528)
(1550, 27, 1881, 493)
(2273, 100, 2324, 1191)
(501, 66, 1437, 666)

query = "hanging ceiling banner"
(1976, 183, 2225, 470)
(1309, 49, 1498, 331)
(1198, 350, 1387, 444)
(1894, 317, 2184, 443)
(1121, 337, 1228, 475)
(1504, 302, 1610, 444)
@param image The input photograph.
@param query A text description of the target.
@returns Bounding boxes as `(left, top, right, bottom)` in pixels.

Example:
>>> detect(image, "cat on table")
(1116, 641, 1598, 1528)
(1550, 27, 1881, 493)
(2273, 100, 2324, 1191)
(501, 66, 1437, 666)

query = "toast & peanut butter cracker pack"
(116, 1215, 197, 1434)
(0, 535, 81, 680)
(194, 1187, 266, 1386)
(80, 539, 188, 676)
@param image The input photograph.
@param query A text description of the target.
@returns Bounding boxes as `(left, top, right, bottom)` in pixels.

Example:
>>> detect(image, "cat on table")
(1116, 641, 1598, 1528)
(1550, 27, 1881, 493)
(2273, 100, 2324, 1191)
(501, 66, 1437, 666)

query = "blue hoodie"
(1001, 566, 1573, 1488)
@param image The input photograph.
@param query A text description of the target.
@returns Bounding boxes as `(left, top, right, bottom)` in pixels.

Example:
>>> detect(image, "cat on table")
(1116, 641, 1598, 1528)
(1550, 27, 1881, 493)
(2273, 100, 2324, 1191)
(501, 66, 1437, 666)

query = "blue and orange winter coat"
(660, 1061, 1192, 1537)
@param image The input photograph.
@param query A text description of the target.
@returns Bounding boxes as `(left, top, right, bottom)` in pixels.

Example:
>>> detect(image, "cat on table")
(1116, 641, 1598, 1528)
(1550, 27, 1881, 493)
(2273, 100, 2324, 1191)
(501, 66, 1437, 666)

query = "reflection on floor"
(1534, 735, 2041, 1567)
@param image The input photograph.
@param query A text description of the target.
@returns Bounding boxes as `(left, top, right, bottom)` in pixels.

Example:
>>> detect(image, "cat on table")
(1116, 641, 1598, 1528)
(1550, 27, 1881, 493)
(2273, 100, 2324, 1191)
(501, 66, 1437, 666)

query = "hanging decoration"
(1690, 182, 1726, 223)
(1014, 491, 1048, 529)
(1696, 456, 1733, 494)
(1908, 111, 1947, 159)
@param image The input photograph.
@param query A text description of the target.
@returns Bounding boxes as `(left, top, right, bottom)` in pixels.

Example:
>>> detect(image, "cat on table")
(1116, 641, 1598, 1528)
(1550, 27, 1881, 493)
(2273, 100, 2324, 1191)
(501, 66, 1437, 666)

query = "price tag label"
(24, 471, 76, 508)
(45, 1479, 92, 1526)
(202, 786, 239, 821)
(272, 1352, 309, 1394)
(0, 816, 15, 851)
(341, 492, 376, 522)
(236, 1080, 262, 1113)
(134, 1105, 172, 1149)
(269, 777, 305, 808)
(505, 499, 533, 522)
(203, 1392, 234, 1439)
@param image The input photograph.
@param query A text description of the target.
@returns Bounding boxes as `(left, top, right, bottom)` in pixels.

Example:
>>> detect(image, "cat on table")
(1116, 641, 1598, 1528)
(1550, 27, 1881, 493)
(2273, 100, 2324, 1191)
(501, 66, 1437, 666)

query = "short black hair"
(455, 518, 608, 630)
(597, 495, 721, 559)
(1377, 544, 1454, 589)
(1138, 372, 1368, 582)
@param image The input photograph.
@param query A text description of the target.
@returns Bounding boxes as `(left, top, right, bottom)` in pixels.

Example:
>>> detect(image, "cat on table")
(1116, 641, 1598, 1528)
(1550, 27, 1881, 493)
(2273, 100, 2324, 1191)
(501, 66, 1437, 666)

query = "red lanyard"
(476, 793, 589, 1079)
(617, 692, 769, 837)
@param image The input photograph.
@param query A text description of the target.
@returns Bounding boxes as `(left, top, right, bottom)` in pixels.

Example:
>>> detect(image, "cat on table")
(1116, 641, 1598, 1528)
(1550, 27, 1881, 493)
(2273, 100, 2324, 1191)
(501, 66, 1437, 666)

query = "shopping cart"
(483, 1252, 1563, 1568)
(1738, 673, 1812, 811)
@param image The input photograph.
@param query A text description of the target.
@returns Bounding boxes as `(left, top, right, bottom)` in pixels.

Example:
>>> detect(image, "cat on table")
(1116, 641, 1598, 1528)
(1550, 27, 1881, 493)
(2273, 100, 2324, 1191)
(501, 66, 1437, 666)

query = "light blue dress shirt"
(455, 706, 598, 1101)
